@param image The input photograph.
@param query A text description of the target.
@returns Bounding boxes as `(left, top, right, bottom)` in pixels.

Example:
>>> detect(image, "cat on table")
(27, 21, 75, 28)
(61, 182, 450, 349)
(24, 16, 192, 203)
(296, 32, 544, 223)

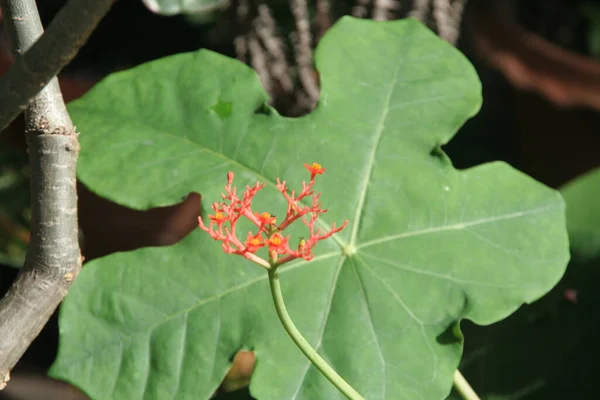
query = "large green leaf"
(49, 17, 569, 400)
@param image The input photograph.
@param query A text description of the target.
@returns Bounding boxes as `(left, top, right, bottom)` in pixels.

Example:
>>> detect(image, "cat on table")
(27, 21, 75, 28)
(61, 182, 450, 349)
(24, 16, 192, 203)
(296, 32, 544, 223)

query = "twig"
(454, 370, 481, 400)
(0, 0, 84, 389)
(0, 0, 113, 131)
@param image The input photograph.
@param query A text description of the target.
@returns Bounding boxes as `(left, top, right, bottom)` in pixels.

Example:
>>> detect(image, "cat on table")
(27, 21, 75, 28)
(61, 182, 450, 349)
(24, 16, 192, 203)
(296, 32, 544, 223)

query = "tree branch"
(290, 0, 320, 109)
(0, 0, 113, 131)
(409, 0, 431, 22)
(433, 0, 468, 45)
(0, 0, 87, 389)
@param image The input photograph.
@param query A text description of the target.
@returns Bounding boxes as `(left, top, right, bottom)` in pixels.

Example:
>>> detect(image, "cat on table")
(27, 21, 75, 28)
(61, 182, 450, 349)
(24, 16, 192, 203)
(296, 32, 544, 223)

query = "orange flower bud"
(304, 162, 326, 179)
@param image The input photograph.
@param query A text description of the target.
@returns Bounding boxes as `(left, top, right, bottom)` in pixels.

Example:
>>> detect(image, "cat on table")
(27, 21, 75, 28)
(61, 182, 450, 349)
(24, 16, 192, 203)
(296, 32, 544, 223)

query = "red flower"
(209, 212, 228, 224)
(198, 163, 348, 269)
(304, 162, 326, 180)
(266, 233, 289, 254)
(255, 211, 276, 227)
(245, 233, 265, 253)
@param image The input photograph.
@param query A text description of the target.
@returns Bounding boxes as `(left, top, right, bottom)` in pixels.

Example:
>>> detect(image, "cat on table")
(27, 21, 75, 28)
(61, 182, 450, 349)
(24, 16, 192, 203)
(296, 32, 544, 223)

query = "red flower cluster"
(198, 163, 348, 269)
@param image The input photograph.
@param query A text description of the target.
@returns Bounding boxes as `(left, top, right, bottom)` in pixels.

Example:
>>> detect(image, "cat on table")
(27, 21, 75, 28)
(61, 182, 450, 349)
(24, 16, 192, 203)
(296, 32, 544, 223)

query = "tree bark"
(0, 0, 85, 389)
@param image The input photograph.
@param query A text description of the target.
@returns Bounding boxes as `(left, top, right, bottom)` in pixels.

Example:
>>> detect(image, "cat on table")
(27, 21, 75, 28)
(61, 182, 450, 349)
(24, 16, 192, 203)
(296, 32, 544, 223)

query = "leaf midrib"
(290, 63, 403, 399)
(348, 64, 401, 247)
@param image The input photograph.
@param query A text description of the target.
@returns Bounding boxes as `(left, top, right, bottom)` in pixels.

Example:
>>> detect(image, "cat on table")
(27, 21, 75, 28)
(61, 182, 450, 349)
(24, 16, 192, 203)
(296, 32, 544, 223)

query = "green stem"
(268, 269, 364, 400)
(453, 370, 481, 400)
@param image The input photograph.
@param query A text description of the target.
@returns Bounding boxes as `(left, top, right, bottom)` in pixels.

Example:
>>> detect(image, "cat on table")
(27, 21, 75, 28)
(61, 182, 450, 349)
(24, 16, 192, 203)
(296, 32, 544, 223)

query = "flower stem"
(267, 269, 364, 400)
(453, 370, 481, 400)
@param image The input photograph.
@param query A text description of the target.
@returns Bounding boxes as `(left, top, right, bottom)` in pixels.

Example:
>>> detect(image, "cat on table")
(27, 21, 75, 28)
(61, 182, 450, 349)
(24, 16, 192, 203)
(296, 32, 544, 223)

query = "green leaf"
(561, 166, 600, 260)
(141, 0, 227, 16)
(50, 17, 569, 400)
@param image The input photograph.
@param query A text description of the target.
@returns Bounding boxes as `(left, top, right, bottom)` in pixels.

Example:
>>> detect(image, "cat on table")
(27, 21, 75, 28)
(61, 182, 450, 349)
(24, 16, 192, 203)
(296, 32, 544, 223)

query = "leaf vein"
(348, 65, 401, 246)
(350, 257, 386, 399)
(356, 205, 558, 249)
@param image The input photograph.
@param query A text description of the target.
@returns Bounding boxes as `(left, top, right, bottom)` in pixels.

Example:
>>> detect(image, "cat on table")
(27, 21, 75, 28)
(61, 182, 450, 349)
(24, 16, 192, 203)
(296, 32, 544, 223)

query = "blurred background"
(1, 0, 600, 398)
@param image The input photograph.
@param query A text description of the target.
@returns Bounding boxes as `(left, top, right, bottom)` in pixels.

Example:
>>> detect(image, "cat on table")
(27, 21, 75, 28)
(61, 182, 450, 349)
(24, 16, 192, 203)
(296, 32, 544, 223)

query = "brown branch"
(433, 0, 452, 41)
(248, 32, 272, 94)
(449, 0, 468, 43)
(433, 0, 467, 45)
(372, 0, 399, 21)
(352, 0, 371, 18)
(255, 4, 292, 93)
(290, 0, 319, 109)
(0, 0, 87, 388)
(409, 0, 430, 21)
(233, 0, 250, 63)
(468, 5, 600, 111)
(0, 0, 113, 131)
(315, 0, 331, 41)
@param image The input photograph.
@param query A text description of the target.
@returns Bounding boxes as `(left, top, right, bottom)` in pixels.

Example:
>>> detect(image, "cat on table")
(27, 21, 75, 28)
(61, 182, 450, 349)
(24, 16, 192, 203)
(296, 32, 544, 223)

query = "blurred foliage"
(0, 142, 30, 268)
(580, 3, 600, 58)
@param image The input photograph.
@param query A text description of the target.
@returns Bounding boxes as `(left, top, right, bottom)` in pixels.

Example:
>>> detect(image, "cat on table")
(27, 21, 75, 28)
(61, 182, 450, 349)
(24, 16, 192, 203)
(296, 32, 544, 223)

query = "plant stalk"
(454, 370, 481, 400)
(267, 268, 364, 400)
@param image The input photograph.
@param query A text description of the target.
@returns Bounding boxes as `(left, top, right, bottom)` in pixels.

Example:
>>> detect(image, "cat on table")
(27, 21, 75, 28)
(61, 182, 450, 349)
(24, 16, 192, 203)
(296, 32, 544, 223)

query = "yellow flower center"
(264, 213, 275, 222)
(213, 212, 227, 222)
